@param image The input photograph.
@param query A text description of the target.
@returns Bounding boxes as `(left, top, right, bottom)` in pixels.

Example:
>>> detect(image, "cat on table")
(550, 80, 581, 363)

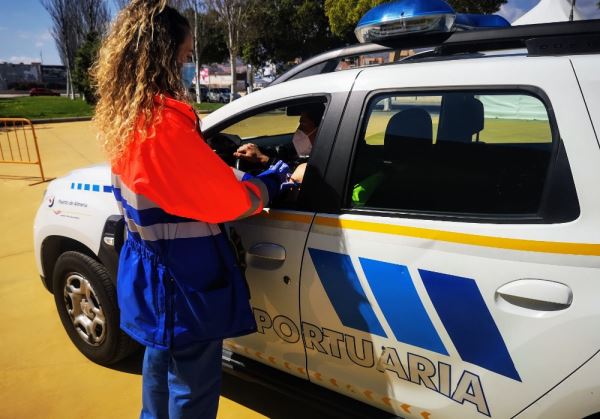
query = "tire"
(52, 251, 138, 365)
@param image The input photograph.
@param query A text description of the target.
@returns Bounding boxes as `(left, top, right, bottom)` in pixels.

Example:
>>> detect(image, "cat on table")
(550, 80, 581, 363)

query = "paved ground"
(0, 121, 270, 419)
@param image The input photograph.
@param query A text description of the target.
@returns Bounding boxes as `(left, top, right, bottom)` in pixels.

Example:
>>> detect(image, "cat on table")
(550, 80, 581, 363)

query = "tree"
(208, 0, 252, 101)
(42, 0, 110, 99)
(79, 0, 111, 35)
(325, 0, 507, 38)
(242, 0, 349, 69)
(194, 10, 228, 65)
(73, 31, 101, 104)
(181, 1, 229, 102)
(183, 0, 204, 103)
(41, 0, 79, 98)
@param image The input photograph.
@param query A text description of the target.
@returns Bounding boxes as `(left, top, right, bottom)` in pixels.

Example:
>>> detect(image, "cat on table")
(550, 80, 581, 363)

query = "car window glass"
(222, 108, 299, 140)
(349, 92, 553, 216)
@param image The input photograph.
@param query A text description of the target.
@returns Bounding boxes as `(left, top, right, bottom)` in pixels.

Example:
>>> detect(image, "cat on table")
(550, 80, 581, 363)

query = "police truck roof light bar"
(355, 0, 456, 43)
(354, 0, 511, 44)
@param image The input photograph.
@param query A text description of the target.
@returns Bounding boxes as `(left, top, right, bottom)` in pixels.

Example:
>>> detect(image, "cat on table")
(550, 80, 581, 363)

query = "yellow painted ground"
(0, 121, 267, 419)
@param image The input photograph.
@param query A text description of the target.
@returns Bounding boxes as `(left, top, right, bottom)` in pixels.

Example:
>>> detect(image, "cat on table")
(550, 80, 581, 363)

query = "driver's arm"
(290, 163, 307, 184)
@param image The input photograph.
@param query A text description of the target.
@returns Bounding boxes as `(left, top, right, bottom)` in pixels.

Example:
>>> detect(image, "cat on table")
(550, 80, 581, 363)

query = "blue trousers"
(140, 340, 223, 419)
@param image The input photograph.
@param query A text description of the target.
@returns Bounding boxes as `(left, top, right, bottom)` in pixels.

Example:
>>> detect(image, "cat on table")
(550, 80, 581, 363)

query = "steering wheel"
(207, 133, 242, 167)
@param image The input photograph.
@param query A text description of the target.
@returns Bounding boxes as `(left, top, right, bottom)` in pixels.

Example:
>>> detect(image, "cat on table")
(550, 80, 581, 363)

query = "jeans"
(140, 340, 223, 419)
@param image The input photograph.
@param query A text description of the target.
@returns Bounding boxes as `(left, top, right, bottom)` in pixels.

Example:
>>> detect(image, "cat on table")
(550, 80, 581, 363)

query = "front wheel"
(52, 251, 138, 365)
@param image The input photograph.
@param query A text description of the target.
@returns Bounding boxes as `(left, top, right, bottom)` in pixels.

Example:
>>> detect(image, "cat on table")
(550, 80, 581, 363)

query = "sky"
(0, 0, 599, 65)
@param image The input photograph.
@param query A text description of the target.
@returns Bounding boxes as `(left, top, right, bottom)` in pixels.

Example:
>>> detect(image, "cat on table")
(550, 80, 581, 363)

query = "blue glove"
(256, 160, 291, 201)
(258, 160, 290, 183)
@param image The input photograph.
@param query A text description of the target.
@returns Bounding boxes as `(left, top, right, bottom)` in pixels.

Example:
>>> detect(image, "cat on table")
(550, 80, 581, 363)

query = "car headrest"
(384, 108, 433, 159)
(437, 94, 484, 143)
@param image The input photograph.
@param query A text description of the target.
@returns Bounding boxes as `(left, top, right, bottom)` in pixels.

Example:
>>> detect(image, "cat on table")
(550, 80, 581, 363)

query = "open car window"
(208, 98, 329, 208)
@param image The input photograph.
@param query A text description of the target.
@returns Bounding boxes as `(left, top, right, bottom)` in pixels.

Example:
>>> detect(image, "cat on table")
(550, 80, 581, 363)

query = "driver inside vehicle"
(233, 103, 324, 184)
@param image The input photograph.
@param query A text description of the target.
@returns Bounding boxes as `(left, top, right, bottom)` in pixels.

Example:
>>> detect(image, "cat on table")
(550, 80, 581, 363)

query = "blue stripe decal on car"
(70, 183, 113, 193)
(360, 258, 448, 355)
(420, 269, 521, 381)
(308, 248, 386, 337)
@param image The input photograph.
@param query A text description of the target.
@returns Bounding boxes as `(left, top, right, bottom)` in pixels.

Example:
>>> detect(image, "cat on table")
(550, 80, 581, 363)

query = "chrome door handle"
(247, 243, 286, 262)
(496, 279, 572, 311)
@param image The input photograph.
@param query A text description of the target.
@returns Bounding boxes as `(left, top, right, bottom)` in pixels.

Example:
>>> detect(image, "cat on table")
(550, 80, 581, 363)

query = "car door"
(299, 56, 600, 418)
(210, 91, 351, 379)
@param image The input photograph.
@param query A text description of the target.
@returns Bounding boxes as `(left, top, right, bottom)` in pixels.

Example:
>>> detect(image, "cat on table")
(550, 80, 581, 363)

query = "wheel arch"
(40, 236, 99, 293)
(40, 215, 124, 293)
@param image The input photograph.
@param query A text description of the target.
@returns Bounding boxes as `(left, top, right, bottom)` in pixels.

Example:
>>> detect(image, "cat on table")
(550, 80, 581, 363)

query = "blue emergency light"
(355, 0, 510, 44)
(454, 13, 510, 30)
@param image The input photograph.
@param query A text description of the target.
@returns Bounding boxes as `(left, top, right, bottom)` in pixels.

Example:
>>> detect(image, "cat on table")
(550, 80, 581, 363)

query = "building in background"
(41, 65, 67, 90)
(199, 60, 247, 90)
(0, 62, 42, 90)
(0, 62, 66, 90)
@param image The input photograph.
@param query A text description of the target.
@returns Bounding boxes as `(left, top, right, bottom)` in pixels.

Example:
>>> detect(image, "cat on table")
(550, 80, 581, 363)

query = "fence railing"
(0, 118, 46, 182)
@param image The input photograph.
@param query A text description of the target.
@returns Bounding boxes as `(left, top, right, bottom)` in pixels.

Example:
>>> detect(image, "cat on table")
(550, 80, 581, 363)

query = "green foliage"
(73, 31, 100, 105)
(448, 0, 508, 14)
(242, 0, 351, 67)
(325, 0, 508, 37)
(0, 96, 93, 119)
(182, 8, 229, 65)
(193, 102, 224, 112)
(198, 10, 229, 64)
(324, 0, 383, 39)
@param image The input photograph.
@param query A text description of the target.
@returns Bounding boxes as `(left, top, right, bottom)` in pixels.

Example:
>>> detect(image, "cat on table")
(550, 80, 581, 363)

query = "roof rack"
(271, 19, 600, 86)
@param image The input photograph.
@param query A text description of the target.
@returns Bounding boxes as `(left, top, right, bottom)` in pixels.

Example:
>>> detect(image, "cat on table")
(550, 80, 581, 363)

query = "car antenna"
(570, 0, 576, 22)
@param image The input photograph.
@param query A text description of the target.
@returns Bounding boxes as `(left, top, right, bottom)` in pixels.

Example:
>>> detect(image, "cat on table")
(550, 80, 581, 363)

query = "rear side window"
(349, 91, 555, 216)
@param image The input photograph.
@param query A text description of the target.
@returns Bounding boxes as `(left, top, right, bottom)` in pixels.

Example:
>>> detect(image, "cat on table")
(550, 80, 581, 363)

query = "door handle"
(496, 279, 572, 311)
(247, 243, 286, 262)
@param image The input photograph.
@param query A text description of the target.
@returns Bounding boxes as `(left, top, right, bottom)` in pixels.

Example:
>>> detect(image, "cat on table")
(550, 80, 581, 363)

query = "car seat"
(383, 107, 433, 162)
(437, 94, 484, 143)
(359, 108, 433, 208)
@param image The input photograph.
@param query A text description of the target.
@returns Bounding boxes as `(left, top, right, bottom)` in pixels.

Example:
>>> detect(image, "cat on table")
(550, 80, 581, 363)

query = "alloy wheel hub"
(63, 273, 106, 346)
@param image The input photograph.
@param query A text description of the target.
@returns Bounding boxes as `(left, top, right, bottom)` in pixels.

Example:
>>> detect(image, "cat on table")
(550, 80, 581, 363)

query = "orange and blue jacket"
(111, 96, 277, 349)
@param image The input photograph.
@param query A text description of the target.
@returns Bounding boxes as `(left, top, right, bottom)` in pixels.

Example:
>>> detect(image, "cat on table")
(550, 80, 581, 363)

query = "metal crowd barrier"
(0, 118, 47, 183)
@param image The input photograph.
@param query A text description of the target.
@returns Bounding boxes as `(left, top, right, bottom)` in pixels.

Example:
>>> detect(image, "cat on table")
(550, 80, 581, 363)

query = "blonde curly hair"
(92, 0, 191, 161)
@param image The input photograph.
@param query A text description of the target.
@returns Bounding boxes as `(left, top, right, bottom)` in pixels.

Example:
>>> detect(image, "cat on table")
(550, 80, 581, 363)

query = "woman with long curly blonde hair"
(93, 1, 289, 417)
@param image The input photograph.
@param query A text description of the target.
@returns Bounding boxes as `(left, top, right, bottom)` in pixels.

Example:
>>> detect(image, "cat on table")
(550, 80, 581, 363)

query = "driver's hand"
(233, 143, 269, 165)
(290, 163, 307, 184)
